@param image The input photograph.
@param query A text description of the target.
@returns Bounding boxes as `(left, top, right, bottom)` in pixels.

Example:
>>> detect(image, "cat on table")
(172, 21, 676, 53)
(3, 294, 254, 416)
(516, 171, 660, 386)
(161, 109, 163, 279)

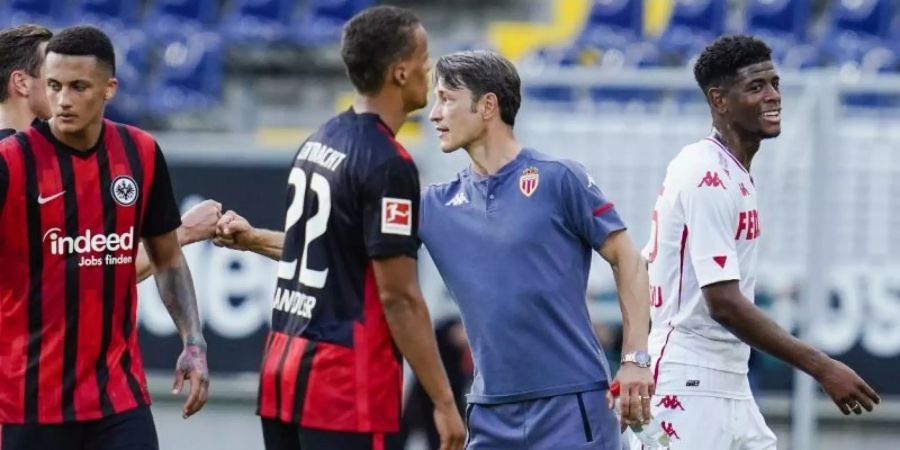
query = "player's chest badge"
(519, 166, 540, 197)
(111, 175, 139, 207)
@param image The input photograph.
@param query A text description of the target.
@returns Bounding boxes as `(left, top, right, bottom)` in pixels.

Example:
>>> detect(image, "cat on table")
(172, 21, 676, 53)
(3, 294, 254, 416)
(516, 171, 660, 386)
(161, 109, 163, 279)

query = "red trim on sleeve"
(593, 203, 615, 217)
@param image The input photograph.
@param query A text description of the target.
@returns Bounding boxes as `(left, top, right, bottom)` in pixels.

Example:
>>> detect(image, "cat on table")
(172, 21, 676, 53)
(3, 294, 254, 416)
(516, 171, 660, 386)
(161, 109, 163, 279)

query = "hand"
(177, 200, 222, 245)
(432, 401, 466, 450)
(816, 358, 879, 415)
(214, 210, 254, 251)
(612, 363, 655, 426)
(172, 343, 210, 419)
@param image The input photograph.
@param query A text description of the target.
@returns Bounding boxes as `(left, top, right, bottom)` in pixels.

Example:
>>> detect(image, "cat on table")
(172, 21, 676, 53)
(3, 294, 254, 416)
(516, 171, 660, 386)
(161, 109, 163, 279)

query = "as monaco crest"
(519, 166, 539, 197)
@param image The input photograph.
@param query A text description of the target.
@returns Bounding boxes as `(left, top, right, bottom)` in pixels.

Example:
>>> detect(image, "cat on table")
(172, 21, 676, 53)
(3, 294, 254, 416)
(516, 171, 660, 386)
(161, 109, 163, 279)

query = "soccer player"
(0, 26, 209, 449)
(0, 24, 221, 284)
(423, 50, 653, 449)
(634, 35, 880, 449)
(213, 6, 465, 450)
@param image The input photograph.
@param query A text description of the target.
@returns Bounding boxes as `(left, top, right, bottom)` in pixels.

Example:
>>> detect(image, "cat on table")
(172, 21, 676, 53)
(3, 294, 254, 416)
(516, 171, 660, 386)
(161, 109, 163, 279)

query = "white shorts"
(626, 364, 777, 449)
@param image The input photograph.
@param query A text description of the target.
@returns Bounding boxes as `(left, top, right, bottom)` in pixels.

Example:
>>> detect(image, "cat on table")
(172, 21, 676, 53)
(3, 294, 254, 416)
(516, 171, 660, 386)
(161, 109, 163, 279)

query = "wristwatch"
(621, 351, 652, 368)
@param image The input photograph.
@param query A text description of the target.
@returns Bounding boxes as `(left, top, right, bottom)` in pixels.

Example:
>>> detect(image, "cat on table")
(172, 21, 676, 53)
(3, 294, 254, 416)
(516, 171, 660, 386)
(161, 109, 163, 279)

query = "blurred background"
(9, 0, 900, 448)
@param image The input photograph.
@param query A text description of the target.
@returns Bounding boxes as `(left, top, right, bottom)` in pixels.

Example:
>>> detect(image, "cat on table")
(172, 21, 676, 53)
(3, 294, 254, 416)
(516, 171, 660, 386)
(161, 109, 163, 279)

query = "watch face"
(636, 352, 652, 367)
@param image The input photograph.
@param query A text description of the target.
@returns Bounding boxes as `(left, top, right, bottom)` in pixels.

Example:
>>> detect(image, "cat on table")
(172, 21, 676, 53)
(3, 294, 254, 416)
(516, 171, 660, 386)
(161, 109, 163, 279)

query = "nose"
(428, 102, 441, 123)
(56, 87, 73, 110)
(764, 84, 780, 104)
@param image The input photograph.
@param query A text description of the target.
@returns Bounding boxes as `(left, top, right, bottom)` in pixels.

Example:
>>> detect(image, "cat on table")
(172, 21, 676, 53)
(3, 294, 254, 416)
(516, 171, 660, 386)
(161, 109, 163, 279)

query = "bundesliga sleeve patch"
(381, 197, 412, 236)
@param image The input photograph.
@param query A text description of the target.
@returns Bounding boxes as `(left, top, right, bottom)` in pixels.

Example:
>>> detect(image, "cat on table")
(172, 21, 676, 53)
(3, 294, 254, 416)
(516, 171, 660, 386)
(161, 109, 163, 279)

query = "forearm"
(135, 233, 192, 283)
(613, 253, 650, 353)
(154, 254, 205, 347)
(382, 297, 455, 408)
(712, 299, 828, 377)
(246, 228, 285, 261)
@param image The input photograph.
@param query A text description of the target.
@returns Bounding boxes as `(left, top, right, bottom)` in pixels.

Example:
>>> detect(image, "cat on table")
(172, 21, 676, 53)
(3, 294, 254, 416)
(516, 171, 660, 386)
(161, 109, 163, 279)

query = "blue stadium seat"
(2, 0, 70, 28)
(576, 0, 643, 50)
(145, 0, 220, 40)
(819, 0, 895, 65)
(223, 0, 295, 43)
(745, 0, 815, 69)
(657, 0, 727, 63)
(149, 31, 224, 114)
(74, 0, 142, 30)
(293, 0, 373, 45)
(106, 28, 151, 123)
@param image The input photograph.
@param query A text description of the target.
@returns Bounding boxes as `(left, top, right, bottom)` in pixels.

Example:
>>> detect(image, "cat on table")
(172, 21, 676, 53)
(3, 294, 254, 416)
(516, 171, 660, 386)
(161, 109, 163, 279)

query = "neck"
(51, 118, 104, 151)
(353, 92, 407, 135)
(0, 99, 36, 131)
(465, 125, 522, 176)
(712, 118, 760, 171)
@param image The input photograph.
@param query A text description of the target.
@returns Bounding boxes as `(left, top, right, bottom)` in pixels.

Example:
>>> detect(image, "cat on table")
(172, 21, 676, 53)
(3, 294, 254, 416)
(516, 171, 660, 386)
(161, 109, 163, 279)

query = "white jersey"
(643, 134, 760, 378)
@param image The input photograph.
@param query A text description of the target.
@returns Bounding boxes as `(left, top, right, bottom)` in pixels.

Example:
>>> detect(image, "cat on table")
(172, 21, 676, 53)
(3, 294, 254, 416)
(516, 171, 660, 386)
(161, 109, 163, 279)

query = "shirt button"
(489, 194, 495, 199)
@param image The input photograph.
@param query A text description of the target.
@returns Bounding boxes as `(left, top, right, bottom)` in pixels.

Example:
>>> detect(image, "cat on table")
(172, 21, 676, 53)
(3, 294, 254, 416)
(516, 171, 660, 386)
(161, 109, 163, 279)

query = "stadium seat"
(2, 0, 70, 28)
(148, 31, 224, 114)
(819, 0, 895, 66)
(576, 0, 644, 51)
(293, 0, 373, 45)
(744, 0, 817, 69)
(222, 0, 295, 43)
(106, 28, 152, 123)
(145, 0, 220, 40)
(73, 0, 142, 31)
(657, 0, 726, 63)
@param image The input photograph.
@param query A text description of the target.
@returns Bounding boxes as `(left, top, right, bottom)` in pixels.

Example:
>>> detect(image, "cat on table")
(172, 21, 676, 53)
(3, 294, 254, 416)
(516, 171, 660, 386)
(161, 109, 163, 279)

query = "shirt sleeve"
(0, 155, 8, 216)
(681, 167, 740, 287)
(141, 143, 182, 238)
(362, 155, 421, 259)
(561, 163, 626, 249)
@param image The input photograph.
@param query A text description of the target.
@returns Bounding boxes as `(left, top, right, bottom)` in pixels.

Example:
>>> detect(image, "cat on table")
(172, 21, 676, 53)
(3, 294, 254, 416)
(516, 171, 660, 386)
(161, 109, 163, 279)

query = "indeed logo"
(42, 227, 135, 256)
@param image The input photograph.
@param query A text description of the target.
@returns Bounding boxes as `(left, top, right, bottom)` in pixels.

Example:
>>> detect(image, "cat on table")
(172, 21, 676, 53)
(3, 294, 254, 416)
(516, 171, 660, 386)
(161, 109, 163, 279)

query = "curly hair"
(341, 6, 420, 95)
(693, 35, 772, 93)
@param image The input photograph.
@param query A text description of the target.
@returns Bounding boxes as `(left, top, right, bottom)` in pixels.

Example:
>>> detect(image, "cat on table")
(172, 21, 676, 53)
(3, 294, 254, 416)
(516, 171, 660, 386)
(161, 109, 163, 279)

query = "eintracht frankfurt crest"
(519, 166, 539, 197)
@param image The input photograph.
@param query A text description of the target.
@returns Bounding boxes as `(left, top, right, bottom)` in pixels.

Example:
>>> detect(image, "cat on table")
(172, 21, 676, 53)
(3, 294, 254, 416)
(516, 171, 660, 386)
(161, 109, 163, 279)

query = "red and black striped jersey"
(257, 109, 420, 433)
(0, 119, 181, 424)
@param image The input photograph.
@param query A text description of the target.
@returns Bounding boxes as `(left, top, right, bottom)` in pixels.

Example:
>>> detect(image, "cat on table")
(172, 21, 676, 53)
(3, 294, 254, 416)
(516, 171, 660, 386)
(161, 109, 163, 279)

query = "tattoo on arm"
(154, 260, 205, 348)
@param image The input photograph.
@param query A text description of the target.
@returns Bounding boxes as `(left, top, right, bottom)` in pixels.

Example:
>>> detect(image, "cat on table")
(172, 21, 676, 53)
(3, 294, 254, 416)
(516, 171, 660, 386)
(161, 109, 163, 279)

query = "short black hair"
(0, 24, 53, 102)
(694, 35, 771, 93)
(341, 6, 420, 94)
(434, 50, 522, 127)
(46, 25, 116, 76)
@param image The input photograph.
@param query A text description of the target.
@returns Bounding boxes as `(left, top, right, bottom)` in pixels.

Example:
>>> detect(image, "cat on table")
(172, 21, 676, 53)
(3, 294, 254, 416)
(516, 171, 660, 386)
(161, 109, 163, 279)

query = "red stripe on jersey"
(677, 226, 688, 311)
(31, 132, 67, 423)
(259, 332, 287, 419)
(299, 264, 401, 432)
(125, 124, 157, 228)
(373, 432, 384, 450)
(278, 338, 306, 423)
(104, 124, 144, 413)
(593, 203, 615, 217)
(375, 123, 413, 162)
(0, 142, 29, 423)
(653, 326, 675, 385)
(69, 151, 105, 420)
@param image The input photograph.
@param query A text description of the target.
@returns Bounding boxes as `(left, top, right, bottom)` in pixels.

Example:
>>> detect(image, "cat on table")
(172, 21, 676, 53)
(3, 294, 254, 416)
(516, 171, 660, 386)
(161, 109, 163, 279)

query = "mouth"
(435, 126, 449, 138)
(57, 113, 77, 122)
(761, 109, 781, 124)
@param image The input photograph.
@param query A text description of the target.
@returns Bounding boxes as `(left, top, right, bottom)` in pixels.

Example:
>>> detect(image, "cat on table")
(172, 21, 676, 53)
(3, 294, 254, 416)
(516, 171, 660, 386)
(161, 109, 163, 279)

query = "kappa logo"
(111, 176, 138, 206)
(656, 395, 685, 411)
(661, 421, 680, 440)
(739, 182, 750, 197)
(381, 197, 412, 236)
(445, 192, 469, 206)
(697, 171, 726, 190)
(519, 166, 539, 197)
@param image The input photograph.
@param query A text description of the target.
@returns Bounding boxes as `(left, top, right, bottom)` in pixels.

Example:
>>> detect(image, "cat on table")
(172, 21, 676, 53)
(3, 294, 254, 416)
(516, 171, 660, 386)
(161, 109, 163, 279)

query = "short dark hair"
(434, 50, 522, 127)
(0, 24, 53, 102)
(693, 35, 772, 93)
(46, 25, 116, 76)
(341, 6, 420, 94)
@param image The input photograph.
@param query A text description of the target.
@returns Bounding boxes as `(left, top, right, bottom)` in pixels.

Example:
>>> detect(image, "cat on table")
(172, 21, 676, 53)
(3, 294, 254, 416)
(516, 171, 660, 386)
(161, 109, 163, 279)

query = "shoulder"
(522, 148, 593, 188)
(422, 171, 465, 206)
(666, 138, 723, 185)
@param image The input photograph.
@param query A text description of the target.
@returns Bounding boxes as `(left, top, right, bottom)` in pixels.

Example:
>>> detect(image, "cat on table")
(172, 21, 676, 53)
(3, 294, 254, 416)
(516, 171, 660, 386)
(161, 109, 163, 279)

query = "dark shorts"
(0, 406, 158, 450)
(261, 417, 402, 450)
(466, 389, 621, 450)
